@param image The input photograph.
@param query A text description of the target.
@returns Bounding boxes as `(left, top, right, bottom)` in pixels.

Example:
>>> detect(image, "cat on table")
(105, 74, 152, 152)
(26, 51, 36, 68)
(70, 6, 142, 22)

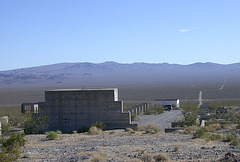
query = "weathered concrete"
(21, 103, 40, 114)
(37, 88, 137, 133)
(127, 103, 149, 115)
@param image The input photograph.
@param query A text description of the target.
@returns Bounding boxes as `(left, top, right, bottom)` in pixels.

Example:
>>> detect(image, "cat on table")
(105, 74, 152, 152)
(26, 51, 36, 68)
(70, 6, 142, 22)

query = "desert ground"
(18, 111, 240, 162)
(20, 129, 239, 162)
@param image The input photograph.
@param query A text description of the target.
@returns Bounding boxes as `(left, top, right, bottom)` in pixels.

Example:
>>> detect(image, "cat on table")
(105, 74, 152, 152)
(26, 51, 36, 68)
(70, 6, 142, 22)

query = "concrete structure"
(22, 88, 137, 133)
(198, 91, 203, 108)
(199, 103, 210, 114)
(21, 103, 42, 114)
(151, 99, 180, 108)
(198, 103, 211, 126)
(126, 103, 149, 115)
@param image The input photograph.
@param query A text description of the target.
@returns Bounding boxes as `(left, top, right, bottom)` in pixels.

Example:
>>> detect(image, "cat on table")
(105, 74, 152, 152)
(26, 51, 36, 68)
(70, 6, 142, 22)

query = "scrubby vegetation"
(141, 153, 169, 162)
(88, 126, 102, 135)
(0, 133, 26, 162)
(46, 131, 58, 140)
(137, 124, 159, 134)
(91, 121, 106, 130)
(178, 114, 197, 127)
(24, 110, 49, 134)
(144, 105, 164, 115)
(125, 128, 135, 133)
(0, 106, 49, 134)
(177, 101, 240, 146)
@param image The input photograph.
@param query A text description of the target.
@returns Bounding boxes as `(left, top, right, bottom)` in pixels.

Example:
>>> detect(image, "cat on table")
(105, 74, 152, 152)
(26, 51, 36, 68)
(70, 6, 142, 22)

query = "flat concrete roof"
(46, 88, 118, 92)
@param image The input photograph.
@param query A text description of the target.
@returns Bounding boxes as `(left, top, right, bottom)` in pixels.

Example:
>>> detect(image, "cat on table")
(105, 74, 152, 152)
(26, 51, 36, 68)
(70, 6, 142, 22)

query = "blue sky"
(0, 0, 240, 70)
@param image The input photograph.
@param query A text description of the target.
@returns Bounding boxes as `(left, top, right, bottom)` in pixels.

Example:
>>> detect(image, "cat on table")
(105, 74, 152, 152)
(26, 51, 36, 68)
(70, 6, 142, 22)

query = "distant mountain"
(0, 62, 240, 87)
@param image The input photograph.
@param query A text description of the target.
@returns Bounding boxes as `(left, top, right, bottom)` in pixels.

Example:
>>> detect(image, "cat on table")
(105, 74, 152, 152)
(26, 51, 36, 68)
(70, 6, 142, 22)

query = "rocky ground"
(20, 130, 240, 162)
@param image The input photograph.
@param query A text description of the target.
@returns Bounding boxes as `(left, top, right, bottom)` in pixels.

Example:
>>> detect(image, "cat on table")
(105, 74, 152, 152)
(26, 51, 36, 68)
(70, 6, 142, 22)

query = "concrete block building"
(22, 88, 137, 133)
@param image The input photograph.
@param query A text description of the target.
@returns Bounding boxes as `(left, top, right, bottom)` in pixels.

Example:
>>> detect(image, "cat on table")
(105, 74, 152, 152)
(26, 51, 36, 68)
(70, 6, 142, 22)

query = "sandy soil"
(20, 130, 239, 162)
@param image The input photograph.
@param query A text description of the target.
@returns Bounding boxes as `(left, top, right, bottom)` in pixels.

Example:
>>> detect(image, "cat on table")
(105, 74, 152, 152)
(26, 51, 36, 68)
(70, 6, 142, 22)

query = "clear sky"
(0, 0, 240, 70)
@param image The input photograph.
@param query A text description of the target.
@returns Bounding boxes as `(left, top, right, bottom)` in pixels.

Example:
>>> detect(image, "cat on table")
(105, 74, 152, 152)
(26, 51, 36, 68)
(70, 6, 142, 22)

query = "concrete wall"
(43, 88, 136, 133)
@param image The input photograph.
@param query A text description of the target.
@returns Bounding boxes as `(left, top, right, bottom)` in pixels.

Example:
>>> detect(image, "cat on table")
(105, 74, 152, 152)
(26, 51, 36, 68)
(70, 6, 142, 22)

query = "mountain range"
(1, 62, 240, 87)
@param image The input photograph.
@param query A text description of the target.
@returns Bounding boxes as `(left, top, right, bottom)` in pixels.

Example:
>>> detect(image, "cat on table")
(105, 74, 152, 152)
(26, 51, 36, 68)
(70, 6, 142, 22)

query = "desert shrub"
(56, 130, 62, 134)
(184, 114, 197, 126)
(230, 139, 239, 146)
(222, 134, 235, 142)
(72, 130, 78, 134)
(137, 125, 147, 131)
(138, 124, 159, 134)
(155, 107, 164, 114)
(24, 110, 49, 134)
(178, 114, 197, 127)
(46, 131, 58, 140)
(145, 108, 155, 115)
(144, 106, 164, 115)
(78, 127, 89, 133)
(215, 109, 240, 124)
(91, 121, 106, 130)
(208, 134, 222, 141)
(88, 126, 102, 135)
(184, 125, 199, 134)
(203, 124, 221, 132)
(193, 128, 206, 139)
(8, 113, 26, 127)
(0, 133, 26, 162)
(153, 154, 169, 161)
(125, 128, 135, 133)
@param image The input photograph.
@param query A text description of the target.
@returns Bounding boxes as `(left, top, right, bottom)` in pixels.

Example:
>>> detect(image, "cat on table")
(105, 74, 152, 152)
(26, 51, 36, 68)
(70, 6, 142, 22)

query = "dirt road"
(133, 110, 183, 131)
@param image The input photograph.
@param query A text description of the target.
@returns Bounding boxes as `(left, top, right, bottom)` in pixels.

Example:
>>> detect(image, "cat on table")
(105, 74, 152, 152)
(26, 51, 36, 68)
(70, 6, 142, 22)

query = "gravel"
(20, 131, 240, 161)
(19, 110, 239, 161)
(133, 110, 184, 131)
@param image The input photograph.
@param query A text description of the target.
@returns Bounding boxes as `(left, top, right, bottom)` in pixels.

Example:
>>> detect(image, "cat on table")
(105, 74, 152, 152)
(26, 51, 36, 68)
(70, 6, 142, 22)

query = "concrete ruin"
(126, 103, 149, 115)
(21, 103, 43, 114)
(22, 88, 137, 133)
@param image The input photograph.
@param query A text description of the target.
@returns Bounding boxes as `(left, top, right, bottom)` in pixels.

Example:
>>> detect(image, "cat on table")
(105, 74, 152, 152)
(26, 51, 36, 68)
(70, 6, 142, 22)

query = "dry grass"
(91, 154, 106, 162)
(88, 126, 102, 135)
(77, 151, 106, 162)
(184, 125, 199, 134)
(141, 153, 170, 162)
(137, 124, 159, 134)
(125, 128, 135, 133)
(56, 130, 62, 134)
(203, 124, 221, 132)
(72, 130, 78, 134)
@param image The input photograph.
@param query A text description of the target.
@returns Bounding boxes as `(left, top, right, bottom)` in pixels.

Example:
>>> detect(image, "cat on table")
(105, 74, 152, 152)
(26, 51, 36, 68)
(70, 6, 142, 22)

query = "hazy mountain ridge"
(0, 62, 240, 86)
